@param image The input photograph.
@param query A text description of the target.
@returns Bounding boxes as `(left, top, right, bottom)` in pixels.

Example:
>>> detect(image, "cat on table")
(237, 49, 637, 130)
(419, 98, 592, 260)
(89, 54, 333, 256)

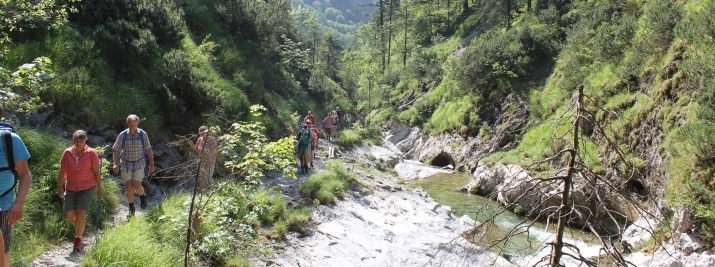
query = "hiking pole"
(185, 129, 209, 267)
(97, 158, 104, 230)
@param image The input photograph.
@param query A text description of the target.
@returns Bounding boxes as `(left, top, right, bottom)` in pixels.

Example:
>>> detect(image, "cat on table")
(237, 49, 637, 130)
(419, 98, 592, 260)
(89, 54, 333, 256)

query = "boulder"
(496, 164, 561, 216)
(673, 207, 696, 234)
(385, 121, 412, 145)
(394, 160, 451, 180)
(368, 145, 401, 168)
(621, 216, 658, 250)
(463, 162, 500, 196)
(677, 233, 708, 255)
(395, 127, 421, 153)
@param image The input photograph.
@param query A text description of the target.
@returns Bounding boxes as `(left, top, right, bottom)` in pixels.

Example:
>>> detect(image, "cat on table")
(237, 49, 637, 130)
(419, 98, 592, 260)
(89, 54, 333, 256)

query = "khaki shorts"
(298, 146, 311, 157)
(120, 167, 145, 182)
(64, 186, 96, 213)
(198, 162, 215, 190)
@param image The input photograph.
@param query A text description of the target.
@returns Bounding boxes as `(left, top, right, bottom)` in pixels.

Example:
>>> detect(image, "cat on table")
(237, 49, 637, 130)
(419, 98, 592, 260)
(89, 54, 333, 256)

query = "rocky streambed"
(261, 141, 515, 267)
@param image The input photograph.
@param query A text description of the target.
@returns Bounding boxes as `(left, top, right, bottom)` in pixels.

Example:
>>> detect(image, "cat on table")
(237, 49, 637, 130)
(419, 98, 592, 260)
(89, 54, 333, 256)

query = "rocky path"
(260, 140, 514, 267)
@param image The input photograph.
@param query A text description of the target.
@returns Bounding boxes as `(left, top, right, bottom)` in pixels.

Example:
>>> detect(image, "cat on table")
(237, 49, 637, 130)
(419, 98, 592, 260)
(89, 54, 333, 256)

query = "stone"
(621, 216, 658, 250)
(673, 207, 695, 234)
(464, 162, 500, 196)
(677, 233, 707, 255)
(393, 160, 451, 180)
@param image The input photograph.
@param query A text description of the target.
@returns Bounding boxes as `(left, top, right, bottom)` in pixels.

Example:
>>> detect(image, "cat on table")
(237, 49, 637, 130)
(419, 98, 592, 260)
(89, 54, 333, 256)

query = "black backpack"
(0, 130, 18, 197)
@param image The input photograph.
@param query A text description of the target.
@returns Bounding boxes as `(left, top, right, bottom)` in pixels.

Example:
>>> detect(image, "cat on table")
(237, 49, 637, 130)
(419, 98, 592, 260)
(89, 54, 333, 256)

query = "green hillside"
(344, 0, 715, 245)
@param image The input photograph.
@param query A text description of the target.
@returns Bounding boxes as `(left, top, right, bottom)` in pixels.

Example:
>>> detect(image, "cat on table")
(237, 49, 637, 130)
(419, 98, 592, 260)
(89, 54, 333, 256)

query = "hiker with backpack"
(112, 114, 154, 216)
(344, 112, 353, 129)
(331, 110, 339, 138)
(296, 120, 313, 174)
(58, 130, 102, 252)
(304, 111, 316, 128)
(189, 126, 217, 191)
(322, 113, 334, 141)
(335, 107, 342, 131)
(0, 104, 32, 267)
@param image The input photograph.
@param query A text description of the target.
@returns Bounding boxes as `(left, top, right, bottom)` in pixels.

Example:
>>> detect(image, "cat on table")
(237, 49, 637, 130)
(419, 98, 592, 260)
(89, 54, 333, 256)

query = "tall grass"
(81, 217, 183, 267)
(299, 160, 357, 204)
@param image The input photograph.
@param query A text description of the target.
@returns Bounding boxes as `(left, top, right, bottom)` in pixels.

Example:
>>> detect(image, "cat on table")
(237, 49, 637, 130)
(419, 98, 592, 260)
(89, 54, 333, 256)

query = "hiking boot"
(310, 162, 314, 168)
(140, 195, 147, 210)
(73, 237, 82, 252)
(129, 203, 135, 216)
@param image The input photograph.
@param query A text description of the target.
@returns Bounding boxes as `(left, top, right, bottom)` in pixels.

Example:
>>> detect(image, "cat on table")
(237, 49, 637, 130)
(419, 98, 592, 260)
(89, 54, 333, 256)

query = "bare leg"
(74, 210, 87, 237)
(64, 211, 76, 224)
(133, 180, 144, 196)
(125, 181, 134, 204)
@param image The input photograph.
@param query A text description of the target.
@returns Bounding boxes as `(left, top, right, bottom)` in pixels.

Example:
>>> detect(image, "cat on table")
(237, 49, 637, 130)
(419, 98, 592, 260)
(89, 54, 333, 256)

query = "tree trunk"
(527, 0, 531, 12)
(505, 0, 511, 26)
(462, 0, 468, 12)
(551, 84, 583, 267)
(388, 0, 395, 66)
(447, 0, 451, 30)
(403, 1, 408, 66)
(380, 0, 386, 72)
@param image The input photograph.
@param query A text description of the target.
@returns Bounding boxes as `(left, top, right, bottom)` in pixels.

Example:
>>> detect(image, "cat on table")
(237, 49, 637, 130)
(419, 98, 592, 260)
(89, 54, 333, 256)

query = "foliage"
(219, 105, 297, 184)
(0, 0, 70, 44)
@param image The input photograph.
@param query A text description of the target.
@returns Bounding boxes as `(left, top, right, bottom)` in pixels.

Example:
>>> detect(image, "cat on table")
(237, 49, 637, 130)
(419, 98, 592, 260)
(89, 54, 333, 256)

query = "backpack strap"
(0, 130, 18, 198)
(120, 128, 148, 172)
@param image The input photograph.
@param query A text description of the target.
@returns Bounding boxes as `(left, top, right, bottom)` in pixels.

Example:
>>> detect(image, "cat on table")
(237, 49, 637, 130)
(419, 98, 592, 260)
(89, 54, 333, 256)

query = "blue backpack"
(0, 123, 18, 197)
(120, 128, 148, 172)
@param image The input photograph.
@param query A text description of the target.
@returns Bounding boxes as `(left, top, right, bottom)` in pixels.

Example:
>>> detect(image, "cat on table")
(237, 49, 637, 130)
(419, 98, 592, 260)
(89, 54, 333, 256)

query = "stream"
(413, 172, 603, 265)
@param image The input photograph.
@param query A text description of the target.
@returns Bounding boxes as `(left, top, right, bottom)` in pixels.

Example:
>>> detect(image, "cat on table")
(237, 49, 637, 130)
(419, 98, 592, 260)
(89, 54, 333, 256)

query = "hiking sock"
(129, 202, 135, 216)
(140, 195, 147, 210)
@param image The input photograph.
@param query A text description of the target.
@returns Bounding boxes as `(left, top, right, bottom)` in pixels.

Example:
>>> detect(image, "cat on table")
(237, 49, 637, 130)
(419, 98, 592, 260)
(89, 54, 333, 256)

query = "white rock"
(394, 160, 451, 180)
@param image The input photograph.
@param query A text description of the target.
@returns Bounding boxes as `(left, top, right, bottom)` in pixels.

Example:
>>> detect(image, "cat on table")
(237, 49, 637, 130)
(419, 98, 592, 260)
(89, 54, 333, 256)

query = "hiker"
(0, 104, 32, 267)
(335, 107, 342, 130)
(58, 130, 102, 252)
(309, 124, 319, 169)
(189, 126, 217, 191)
(296, 121, 312, 174)
(112, 114, 154, 216)
(358, 111, 365, 125)
(344, 112, 353, 129)
(331, 110, 339, 138)
(304, 111, 316, 127)
(322, 113, 334, 141)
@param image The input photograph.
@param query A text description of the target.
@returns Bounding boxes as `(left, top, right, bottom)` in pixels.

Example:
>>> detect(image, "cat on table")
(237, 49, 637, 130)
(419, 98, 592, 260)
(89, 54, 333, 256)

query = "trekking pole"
(97, 158, 104, 230)
(185, 129, 209, 267)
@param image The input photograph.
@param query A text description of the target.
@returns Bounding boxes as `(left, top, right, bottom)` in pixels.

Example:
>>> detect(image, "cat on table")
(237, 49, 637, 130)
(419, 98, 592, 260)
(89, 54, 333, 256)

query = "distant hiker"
(309, 124, 319, 169)
(358, 111, 365, 125)
(112, 114, 154, 216)
(296, 121, 313, 174)
(304, 111, 316, 127)
(331, 110, 339, 138)
(0, 104, 32, 266)
(335, 107, 342, 129)
(344, 112, 353, 129)
(58, 130, 102, 252)
(322, 113, 334, 141)
(189, 126, 217, 191)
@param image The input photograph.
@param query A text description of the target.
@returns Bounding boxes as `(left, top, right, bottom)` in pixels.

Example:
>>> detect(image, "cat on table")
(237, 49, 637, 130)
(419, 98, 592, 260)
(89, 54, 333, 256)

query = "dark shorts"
(0, 211, 11, 253)
(64, 186, 96, 213)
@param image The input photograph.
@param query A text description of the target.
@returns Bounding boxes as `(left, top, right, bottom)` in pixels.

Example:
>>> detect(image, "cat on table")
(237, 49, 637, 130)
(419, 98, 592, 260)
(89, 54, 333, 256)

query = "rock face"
(627, 235, 715, 267)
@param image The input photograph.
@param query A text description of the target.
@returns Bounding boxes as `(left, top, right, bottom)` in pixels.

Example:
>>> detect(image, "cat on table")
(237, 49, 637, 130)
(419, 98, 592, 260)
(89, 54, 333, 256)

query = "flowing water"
(413, 172, 602, 264)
